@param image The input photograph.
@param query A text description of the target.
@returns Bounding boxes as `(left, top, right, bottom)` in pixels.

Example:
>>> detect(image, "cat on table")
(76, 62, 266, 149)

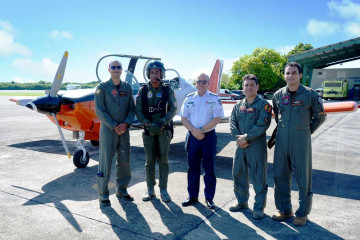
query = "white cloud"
(344, 22, 360, 37)
(11, 56, 97, 83)
(328, 0, 360, 21)
(49, 30, 74, 40)
(275, 45, 295, 55)
(12, 76, 38, 83)
(11, 58, 59, 81)
(306, 19, 340, 37)
(306, 1, 360, 38)
(0, 20, 31, 57)
(0, 20, 13, 32)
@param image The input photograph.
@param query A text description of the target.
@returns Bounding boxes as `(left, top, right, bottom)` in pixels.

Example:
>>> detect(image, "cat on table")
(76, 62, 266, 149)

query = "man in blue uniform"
(229, 74, 272, 219)
(272, 62, 326, 226)
(95, 60, 135, 206)
(180, 73, 224, 209)
(135, 61, 177, 202)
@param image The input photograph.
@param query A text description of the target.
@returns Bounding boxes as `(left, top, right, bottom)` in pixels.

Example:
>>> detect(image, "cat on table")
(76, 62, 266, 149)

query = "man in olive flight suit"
(272, 62, 326, 226)
(95, 60, 135, 207)
(229, 74, 272, 219)
(135, 61, 177, 202)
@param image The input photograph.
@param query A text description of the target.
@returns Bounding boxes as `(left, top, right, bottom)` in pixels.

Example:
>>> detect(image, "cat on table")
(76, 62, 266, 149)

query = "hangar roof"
(288, 37, 360, 69)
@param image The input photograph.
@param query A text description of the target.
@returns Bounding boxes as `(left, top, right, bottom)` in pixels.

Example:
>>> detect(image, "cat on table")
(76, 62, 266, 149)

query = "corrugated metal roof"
(288, 37, 360, 68)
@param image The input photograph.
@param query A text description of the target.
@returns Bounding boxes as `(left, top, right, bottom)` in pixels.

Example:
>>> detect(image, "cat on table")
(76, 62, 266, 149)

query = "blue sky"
(0, 0, 359, 84)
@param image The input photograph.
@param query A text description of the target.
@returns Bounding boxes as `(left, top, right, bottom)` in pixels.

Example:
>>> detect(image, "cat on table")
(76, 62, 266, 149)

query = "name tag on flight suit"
(119, 91, 127, 97)
(291, 100, 303, 106)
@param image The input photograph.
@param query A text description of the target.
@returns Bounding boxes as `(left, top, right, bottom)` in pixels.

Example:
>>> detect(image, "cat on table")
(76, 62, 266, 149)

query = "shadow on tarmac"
(100, 201, 162, 240)
(195, 204, 264, 239)
(8, 131, 359, 238)
(8, 139, 98, 156)
(151, 199, 220, 239)
(243, 209, 343, 239)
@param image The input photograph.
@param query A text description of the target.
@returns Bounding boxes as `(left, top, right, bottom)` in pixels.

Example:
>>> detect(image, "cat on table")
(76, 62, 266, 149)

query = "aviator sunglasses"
(196, 80, 208, 84)
(110, 66, 122, 70)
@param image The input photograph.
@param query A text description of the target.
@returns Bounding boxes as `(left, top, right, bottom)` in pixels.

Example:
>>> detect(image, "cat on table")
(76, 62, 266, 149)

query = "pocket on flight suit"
(158, 131, 171, 162)
(119, 131, 130, 155)
(142, 132, 153, 148)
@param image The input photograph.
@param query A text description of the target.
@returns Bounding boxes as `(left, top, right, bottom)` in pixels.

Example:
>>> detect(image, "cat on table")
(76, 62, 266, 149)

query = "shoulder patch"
(264, 104, 272, 112)
(317, 96, 323, 104)
(95, 88, 101, 95)
(186, 92, 196, 97)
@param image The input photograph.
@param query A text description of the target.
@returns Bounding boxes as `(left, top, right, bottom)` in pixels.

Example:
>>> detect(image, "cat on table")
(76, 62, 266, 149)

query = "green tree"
(230, 47, 286, 92)
(220, 73, 240, 90)
(287, 43, 313, 56)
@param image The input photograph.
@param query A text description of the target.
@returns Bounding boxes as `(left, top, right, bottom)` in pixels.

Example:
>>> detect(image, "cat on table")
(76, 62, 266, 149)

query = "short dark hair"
(243, 74, 258, 85)
(285, 62, 302, 74)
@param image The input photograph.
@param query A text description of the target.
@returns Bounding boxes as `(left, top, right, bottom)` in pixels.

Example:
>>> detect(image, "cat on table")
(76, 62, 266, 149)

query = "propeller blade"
(50, 51, 68, 97)
(10, 98, 35, 106)
(51, 113, 71, 159)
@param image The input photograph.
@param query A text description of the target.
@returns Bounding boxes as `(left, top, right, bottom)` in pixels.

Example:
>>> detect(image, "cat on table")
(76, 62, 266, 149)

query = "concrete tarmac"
(0, 95, 359, 240)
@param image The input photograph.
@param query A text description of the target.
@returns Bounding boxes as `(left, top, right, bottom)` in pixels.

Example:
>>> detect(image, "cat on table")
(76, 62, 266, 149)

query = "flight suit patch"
(264, 116, 269, 124)
(264, 104, 272, 112)
(119, 91, 127, 97)
(240, 106, 247, 113)
(318, 112, 325, 116)
(96, 88, 101, 95)
(317, 96, 323, 104)
(247, 107, 256, 113)
(147, 91, 153, 98)
(111, 89, 118, 97)
(156, 93, 162, 98)
(291, 99, 303, 106)
(282, 95, 290, 105)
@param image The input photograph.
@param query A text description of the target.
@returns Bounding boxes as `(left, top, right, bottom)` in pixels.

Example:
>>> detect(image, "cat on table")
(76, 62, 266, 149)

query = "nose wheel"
(72, 131, 90, 168)
(73, 150, 90, 168)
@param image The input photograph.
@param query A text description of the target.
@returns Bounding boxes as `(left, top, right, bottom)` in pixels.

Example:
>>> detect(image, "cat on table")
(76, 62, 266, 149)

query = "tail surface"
(208, 59, 224, 94)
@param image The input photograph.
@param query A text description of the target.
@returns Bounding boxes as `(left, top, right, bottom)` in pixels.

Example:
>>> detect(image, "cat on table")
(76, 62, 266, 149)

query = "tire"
(73, 150, 90, 168)
(90, 140, 99, 146)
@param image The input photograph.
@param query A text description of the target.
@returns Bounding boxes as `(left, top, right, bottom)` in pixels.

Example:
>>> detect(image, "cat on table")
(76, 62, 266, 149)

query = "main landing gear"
(73, 131, 90, 168)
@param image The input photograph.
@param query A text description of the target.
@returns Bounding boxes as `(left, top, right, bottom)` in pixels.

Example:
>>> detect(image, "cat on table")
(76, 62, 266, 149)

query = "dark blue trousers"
(187, 130, 217, 200)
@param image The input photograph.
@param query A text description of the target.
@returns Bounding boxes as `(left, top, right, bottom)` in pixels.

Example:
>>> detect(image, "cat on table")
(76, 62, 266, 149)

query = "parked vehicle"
(230, 90, 245, 100)
(218, 89, 240, 100)
(323, 80, 348, 100)
(263, 92, 274, 99)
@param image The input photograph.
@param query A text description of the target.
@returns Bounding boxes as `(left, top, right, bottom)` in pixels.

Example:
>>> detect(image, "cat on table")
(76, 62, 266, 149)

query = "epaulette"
(209, 92, 217, 96)
(186, 92, 196, 97)
(96, 81, 106, 89)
